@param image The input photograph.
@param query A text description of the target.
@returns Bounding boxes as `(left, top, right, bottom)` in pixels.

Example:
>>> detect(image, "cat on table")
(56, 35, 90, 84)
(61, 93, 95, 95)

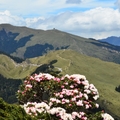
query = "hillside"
(0, 24, 120, 64)
(0, 50, 119, 118)
(29, 49, 120, 119)
(0, 54, 38, 79)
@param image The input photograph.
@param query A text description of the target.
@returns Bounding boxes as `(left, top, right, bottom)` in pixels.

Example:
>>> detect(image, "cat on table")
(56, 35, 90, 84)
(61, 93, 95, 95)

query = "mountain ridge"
(98, 36, 120, 46)
(1, 24, 120, 64)
(0, 24, 120, 119)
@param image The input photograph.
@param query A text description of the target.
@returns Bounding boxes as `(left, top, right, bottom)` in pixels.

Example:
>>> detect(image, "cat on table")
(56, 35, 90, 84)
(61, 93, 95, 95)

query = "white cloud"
(66, 0, 82, 4)
(0, 10, 25, 26)
(0, 0, 66, 17)
(24, 7, 120, 39)
(0, 0, 116, 18)
(0, 0, 120, 39)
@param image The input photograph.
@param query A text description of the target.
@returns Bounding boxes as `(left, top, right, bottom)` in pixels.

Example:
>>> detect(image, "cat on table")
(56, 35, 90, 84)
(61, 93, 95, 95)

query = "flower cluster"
(23, 101, 87, 120)
(17, 73, 114, 120)
(23, 102, 50, 117)
(49, 74, 99, 113)
(17, 73, 56, 104)
(23, 101, 114, 120)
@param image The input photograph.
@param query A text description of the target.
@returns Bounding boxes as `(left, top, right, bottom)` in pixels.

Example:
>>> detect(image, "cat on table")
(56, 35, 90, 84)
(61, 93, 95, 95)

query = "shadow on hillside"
(0, 28, 33, 54)
(115, 85, 120, 92)
(24, 43, 54, 58)
(31, 60, 62, 77)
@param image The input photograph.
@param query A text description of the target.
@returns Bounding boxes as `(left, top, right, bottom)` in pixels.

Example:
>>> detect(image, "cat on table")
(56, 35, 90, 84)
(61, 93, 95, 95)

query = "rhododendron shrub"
(17, 73, 114, 120)
(17, 73, 57, 104)
(49, 74, 100, 114)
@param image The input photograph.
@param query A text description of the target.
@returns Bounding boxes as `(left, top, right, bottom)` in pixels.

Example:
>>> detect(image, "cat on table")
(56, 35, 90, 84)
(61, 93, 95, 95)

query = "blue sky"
(0, 0, 120, 39)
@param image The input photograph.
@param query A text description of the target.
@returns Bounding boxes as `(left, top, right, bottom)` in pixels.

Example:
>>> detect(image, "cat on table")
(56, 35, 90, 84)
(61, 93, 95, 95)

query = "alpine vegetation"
(17, 73, 114, 120)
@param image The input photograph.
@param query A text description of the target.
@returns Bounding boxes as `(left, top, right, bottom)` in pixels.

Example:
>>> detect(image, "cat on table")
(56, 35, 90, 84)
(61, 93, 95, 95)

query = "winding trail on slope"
(56, 49, 72, 72)
(11, 58, 41, 68)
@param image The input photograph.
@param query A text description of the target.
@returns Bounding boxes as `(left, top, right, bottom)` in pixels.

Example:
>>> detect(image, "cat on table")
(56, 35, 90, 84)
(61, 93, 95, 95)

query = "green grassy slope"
(29, 49, 120, 118)
(1, 24, 120, 64)
(12, 29, 120, 64)
(0, 54, 37, 79)
(0, 49, 120, 118)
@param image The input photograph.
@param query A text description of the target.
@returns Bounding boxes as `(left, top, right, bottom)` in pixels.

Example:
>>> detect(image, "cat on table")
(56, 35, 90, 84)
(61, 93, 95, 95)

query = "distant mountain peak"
(98, 36, 120, 46)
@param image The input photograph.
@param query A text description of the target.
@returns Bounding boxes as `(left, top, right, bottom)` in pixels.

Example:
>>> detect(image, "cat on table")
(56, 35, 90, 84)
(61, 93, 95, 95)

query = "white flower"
(89, 84, 99, 93)
(35, 102, 50, 110)
(85, 104, 89, 109)
(49, 108, 57, 115)
(84, 89, 91, 94)
(70, 74, 86, 80)
(25, 84, 32, 88)
(49, 102, 53, 106)
(76, 100, 83, 106)
(82, 80, 89, 86)
(65, 99, 70, 103)
(71, 97, 76, 102)
(43, 73, 55, 80)
(95, 103, 99, 108)
(83, 93, 88, 100)
(65, 113, 73, 120)
(50, 98, 57, 102)
(73, 89, 78, 93)
(93, 95, 99, 100)
(101, 113, 114, 120)
(84, 84, 89, 89)
(36, 108, 44, 113)
(64, 74, 70, 78)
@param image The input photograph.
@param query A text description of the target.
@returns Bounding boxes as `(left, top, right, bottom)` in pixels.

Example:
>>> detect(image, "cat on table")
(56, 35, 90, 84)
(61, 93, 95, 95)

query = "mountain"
(26, 49, 120, 119)
(1, 24, 120, 64)
(0, 53, 37, 79)
(0, 49, 120, 119)
(0, 50, 23, 63)
(98, 36, 120, 46)
(0, 24, 120, 118)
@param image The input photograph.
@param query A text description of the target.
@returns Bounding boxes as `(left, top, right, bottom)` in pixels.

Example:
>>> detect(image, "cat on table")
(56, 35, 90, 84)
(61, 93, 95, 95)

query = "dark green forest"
(0, 74, 21, 103)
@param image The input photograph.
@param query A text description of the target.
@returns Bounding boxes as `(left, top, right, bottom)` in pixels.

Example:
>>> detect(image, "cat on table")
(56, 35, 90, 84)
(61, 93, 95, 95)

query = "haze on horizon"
(0, 0, 120, 39)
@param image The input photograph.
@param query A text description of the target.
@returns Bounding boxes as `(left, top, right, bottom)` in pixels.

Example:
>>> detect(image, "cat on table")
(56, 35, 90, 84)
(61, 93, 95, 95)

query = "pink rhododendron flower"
(76, 100, 83, 106)
(18, 73, 114, 120)
(25, 84, 32, 88)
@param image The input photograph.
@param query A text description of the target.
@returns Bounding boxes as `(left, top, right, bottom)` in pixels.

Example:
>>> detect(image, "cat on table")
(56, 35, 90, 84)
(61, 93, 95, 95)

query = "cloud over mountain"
(0, 10, 25, 26)
(24, 7, 120, 39)
(0, 0, 120, 39)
